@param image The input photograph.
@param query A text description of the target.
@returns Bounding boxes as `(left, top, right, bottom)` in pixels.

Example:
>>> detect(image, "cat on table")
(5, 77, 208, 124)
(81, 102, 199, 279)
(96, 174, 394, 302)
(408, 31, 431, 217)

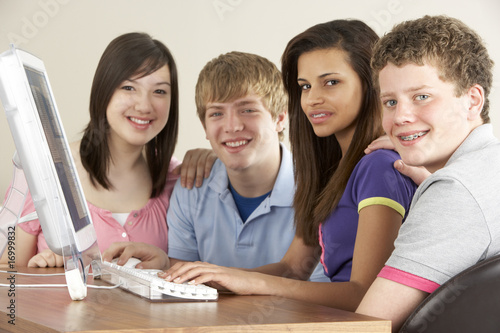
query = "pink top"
(15, 158, 180, 254)
(378, 265, 441, 294)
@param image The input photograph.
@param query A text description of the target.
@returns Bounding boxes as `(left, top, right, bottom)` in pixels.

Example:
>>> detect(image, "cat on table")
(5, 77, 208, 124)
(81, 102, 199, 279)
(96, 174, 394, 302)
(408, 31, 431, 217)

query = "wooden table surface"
(0, 266, 391, 332)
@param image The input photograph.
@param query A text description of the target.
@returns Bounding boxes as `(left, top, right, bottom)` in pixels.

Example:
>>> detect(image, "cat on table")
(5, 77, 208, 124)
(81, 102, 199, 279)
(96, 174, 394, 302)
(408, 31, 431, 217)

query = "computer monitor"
(0, 46, 100, 299)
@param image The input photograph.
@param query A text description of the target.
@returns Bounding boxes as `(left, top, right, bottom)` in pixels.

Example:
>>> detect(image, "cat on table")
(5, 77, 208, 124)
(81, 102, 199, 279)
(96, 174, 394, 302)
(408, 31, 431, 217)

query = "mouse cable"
(0, 282, 122, 289)
(0, 269, 64, 276)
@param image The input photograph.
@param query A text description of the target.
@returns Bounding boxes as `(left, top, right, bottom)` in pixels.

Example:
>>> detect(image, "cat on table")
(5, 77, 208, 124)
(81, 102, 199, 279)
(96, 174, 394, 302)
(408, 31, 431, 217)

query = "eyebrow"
(297, 72, 340, 82)
(206, 99, 259, 110)
(380, 85, 432, 99)
(234, 100, 259, 107)
(125, 78, 171, 86)
(206, 104, 224, 111)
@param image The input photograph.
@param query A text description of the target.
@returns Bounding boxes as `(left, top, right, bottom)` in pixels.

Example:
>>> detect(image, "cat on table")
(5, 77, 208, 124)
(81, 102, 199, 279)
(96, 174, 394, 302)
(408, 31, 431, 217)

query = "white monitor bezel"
(0, 46, 97, 256)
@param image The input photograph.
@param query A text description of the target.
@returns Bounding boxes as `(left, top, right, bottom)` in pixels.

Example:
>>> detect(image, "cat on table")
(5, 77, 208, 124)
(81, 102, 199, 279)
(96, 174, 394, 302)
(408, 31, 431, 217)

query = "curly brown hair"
(371, 15, 494, 123)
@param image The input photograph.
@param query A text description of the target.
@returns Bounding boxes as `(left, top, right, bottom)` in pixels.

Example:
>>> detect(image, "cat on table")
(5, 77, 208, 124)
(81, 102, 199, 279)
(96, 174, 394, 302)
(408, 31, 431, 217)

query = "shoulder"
(169, 159, 226, 197)
(166, 156, 182, 180)
(355, 149, 400, 174)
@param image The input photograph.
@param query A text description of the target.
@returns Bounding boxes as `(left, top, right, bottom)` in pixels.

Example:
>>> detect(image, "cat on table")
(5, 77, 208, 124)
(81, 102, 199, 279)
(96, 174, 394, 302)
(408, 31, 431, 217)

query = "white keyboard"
(98, 261, 218, 302)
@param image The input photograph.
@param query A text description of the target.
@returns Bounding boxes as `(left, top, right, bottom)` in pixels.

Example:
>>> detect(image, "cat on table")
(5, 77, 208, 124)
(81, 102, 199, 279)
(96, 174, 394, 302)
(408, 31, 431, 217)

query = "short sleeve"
(386, 177, 490, 285)
(166, 180, 201, 261)
(352, 150, 416, 219)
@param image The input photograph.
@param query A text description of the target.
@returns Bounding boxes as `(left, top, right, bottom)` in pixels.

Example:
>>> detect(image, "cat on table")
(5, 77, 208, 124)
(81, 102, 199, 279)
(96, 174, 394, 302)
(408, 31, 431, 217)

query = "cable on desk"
(0, 269, 64, 276)
(0, 282, 122, 289)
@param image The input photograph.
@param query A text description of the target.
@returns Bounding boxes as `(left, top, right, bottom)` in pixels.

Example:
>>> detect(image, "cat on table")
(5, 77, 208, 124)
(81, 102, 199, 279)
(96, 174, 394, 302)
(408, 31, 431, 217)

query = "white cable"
(0, 270, 124, 289)
(0, 283, 67, 288)
(0, 283, 122, 289)
(0, 270, 64, 276)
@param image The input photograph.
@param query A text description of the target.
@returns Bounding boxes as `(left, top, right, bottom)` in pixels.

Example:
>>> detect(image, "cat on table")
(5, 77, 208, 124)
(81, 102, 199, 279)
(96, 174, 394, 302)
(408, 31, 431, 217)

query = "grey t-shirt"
(386, 124, 500, 285)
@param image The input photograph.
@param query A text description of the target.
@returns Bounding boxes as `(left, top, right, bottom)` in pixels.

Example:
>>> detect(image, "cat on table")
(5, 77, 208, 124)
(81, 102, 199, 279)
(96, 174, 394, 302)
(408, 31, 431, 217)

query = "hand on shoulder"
(172, 148, 216, 189)
(365, 135, 431, 185)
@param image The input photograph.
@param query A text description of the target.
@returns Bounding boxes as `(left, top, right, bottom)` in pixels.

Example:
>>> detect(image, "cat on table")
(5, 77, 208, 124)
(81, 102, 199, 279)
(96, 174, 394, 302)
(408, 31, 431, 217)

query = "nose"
(134, 92, 153, 113)
(392, 101, 415, 125)
(224, 112, 244, 133)
(303, 85, 324, 107)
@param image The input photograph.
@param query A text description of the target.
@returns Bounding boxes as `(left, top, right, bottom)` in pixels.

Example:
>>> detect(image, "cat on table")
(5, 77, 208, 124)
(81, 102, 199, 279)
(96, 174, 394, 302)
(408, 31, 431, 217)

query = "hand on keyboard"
(102, 242, 170, 270)
(159, 261, 260, 295)
(99, 260, 218, 301)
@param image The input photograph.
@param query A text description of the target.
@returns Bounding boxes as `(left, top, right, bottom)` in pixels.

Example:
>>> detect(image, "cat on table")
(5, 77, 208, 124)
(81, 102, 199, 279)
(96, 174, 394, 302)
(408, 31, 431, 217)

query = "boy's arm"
(166, 181, 202, 263)
(356, 277, 429, 332)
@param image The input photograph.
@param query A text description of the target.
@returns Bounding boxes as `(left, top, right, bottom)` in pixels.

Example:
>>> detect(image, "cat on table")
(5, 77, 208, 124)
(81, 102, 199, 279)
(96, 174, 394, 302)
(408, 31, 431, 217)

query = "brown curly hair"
(371, 15, 494, 123)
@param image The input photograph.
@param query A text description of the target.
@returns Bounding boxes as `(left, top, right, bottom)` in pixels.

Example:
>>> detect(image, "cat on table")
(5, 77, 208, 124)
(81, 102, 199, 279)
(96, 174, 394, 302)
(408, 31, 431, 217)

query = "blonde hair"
(195, 51, 288, 141)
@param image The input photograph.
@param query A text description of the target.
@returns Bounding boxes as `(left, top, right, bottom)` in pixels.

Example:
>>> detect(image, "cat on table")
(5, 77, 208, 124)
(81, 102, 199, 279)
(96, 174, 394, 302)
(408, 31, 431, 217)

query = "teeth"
(225, 140, 248, 147)
(129, 117, 151, 125)
(312, 113, 327, 118)
(401, 131, 427, 141)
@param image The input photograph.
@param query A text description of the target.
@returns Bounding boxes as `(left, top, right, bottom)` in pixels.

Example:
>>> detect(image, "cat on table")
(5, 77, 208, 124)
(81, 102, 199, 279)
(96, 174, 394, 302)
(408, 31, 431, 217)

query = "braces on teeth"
(401, 132, 426, 141)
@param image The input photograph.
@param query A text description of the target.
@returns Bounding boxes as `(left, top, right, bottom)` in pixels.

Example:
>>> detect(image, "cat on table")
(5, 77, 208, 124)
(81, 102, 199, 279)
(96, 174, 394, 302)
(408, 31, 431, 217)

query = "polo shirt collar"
(446, 124, 496, 166)
(208, 143, 294, 208)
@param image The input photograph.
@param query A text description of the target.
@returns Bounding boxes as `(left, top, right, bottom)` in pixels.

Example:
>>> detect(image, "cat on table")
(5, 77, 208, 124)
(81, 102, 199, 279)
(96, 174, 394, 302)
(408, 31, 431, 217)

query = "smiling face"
(106, 65, 171, 150)
(380, 62, 482, 172)
(297, 48, 363, 151)
(203, 93, 286, 172)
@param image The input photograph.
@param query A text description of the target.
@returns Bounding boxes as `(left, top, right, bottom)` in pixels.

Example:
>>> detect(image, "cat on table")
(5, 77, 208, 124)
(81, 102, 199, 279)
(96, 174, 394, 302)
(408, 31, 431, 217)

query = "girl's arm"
(250, 235, 320, 280)
(172, 148, 217, 189)
(9, 225, 63, 268)
(12, 226, 38, 267)
(160, 204, 402, 311)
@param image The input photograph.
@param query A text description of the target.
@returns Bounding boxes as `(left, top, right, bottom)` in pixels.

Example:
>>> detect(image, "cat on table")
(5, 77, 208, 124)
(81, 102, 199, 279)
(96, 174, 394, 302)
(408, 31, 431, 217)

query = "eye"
(154, 89, 167, 95)
(208, 112, 223, 118)
(299, 83, 311, 91)
(121, 85, 134, 91)
(242, 109, 255, 114)
(415, 94, 429, 101)
(383, 100, 397, 107)
(326, 79, 339, 86)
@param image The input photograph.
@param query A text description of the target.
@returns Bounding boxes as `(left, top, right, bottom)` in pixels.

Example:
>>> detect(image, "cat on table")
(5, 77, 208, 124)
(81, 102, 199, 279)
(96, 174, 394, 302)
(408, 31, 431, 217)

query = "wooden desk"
(0, 267, 390, 332)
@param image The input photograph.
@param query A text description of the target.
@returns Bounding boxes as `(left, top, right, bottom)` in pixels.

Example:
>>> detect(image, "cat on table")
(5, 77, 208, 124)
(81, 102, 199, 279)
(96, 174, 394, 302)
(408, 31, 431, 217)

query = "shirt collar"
(208, 143, 294, 208)
(446, 124, 497, 166)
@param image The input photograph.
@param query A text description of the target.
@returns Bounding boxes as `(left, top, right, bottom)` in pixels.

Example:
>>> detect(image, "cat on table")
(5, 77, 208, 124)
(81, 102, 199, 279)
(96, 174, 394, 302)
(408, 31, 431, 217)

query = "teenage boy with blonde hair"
(356, 15, 500, 330)
(104, 51, 326, 281)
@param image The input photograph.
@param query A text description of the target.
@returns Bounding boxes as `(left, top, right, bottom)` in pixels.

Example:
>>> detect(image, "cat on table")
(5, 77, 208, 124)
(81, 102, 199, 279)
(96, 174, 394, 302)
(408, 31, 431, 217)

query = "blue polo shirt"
(167, 144, 328, 281)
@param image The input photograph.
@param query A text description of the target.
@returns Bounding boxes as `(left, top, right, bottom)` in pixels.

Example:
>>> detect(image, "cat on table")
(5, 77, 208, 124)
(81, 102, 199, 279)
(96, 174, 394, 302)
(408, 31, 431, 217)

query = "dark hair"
(80, 32, 179, 197)
(281, 20, 382, 246)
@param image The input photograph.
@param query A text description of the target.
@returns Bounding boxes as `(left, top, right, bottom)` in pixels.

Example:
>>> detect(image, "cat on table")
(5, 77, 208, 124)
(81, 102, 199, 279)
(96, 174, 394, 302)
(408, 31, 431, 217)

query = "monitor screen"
(23, 66, 90, 234)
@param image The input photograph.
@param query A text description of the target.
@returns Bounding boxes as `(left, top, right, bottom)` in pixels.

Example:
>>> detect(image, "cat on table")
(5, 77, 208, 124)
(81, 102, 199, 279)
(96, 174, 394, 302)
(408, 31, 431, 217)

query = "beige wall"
(1, 0, 500, 196)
